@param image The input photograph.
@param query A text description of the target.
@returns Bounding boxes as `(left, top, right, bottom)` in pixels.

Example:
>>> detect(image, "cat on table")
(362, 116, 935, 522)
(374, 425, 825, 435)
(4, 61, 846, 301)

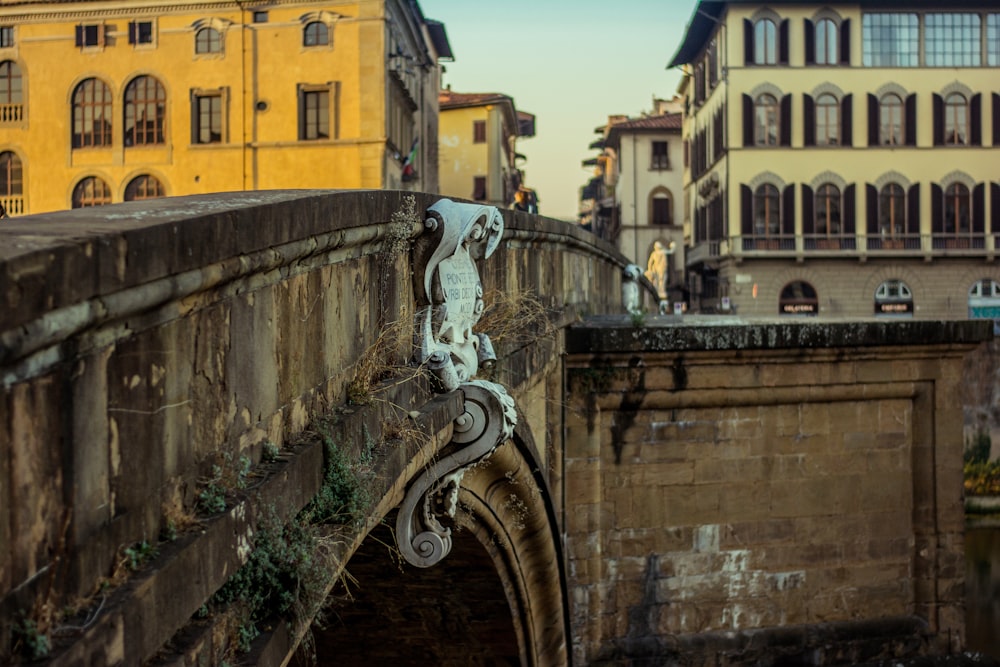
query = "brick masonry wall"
(564, 320, 988, 665)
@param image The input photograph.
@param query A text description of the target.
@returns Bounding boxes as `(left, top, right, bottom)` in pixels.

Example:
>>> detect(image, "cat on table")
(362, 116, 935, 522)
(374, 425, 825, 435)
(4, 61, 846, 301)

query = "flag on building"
(401, 137, 419, 181)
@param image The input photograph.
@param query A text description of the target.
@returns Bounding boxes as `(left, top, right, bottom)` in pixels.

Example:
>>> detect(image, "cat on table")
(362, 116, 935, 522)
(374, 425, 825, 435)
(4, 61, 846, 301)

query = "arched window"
(815, 184, 841, 235)
(124, 75, 165, 146)
(944, 182, 971, 234)
(879, 94, 903, 146)
(72, 78, 112, 148)
(124, 174, 164, 201)
(944, 93, 968, 145)
(878, 183, 906, 237)
(0, 150, 23, 216)
(754, 94, 778, 146)
(753, 183, 780, 236)
(874, 279, 913, 317)
(754, 19, 777, 65)
(0, 60, 22, 122)
(303, 21, 329, 47)
(195, 27, 222, 54)
(72, 176, 111, 208)
(816, 93, 839, 146)
(815, 18, 837, 65)
(780, 281, 819, 315)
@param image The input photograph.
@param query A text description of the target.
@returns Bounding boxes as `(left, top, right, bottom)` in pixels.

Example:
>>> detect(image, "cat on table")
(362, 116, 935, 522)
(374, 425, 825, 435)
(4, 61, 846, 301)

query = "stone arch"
(648, 185, 674, 226)
(811, 7, 843, 25)
(940, 80, 974, 100)
(809, 170, 847, 192)
(862, 265, 925, 305)
(875, 82, 909, 101)
(750, 81, 783, 101)
(750, 7, 782, 24)
(874, 170, 912, 191)
(748, 170, 786, 192)
(941, 170, 976, 190)
(811, 81, 844, 100)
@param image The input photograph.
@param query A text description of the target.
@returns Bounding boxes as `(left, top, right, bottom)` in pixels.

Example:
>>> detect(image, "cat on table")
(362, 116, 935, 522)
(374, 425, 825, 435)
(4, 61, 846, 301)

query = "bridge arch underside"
(306, 427, 568, 667)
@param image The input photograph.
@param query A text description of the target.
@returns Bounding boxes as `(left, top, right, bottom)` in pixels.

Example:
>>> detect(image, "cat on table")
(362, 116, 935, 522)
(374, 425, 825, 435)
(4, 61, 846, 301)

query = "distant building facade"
(580, 101, 684, 302)
(0, 0, 451, 215)
(671, 0, 1000, 321)
(437, 89, 535, 209)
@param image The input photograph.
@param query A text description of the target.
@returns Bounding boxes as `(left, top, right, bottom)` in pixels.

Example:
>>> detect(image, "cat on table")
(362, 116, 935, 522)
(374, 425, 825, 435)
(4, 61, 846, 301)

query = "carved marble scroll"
(396, 199, 517, 568)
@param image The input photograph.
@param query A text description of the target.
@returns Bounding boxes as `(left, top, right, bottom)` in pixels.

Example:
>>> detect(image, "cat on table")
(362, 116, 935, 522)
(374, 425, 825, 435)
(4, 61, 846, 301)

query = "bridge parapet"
(0, 191, 631, 665)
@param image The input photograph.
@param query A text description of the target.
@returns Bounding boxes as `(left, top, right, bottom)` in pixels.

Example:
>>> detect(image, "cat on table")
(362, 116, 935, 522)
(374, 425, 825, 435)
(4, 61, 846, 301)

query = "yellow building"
(438, 89, 535, 209)
(0, 0, 451, 215)
(671, 0, 1000, 322)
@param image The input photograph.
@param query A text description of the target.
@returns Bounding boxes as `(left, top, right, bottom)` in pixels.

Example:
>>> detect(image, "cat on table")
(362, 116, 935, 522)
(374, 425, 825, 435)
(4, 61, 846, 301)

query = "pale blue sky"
(419, 0, 694, 220)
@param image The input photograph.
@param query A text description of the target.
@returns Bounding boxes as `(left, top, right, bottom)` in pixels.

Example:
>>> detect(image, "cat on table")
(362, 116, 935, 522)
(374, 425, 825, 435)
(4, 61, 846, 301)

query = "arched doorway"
(874, 279, 913, 317)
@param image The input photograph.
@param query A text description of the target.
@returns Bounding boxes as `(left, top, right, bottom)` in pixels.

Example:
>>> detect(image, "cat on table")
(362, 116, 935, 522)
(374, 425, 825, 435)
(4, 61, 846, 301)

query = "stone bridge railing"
(0, 190, 639, 666)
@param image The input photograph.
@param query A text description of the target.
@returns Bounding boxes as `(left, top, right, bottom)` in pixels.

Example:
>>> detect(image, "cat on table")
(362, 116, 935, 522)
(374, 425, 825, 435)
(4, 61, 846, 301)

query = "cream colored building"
(438, 89, 535, 209)
(604, 112, 685, 299)
(0, 0, 451, 215)
(671, 0, 1000, 322)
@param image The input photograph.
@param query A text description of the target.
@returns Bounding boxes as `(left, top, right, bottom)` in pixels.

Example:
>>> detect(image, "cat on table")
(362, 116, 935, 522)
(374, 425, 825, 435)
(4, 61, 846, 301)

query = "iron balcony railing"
(686, 233, 995, 260)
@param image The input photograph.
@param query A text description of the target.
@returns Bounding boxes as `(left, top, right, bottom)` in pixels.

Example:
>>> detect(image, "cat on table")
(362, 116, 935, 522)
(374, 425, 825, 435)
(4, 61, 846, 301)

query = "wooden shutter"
(866, 184, 878, 234)
(839, 19, 851, 65)
(296, 85, 305, 140)
(867, 94, 878, 146)
(780, 94, 792, 147)
(778, 19, 789, 65)
(905, 94, 917, 146)
(782, 185, 795, 235)
(971, 93, 982, 146)
(801, 184, 814, 234)
(128, 21, 137, 45)
(804, 20, 815, 65)
(932, 94, 944, 146)
(189, 90, 197, 144)
(907, 184, 919, 233)
(741, 185, 753, 235)
(973, 184, 985, 233)
(993, 184, 1000, 227)
(993, 93, 1000, 146)
(843, 184, 856, 234)
(75, 25, 83, 47)
(931, 184, 943, 233)
(744, 19, 754, 65)
(803, 94, 815, 146)
(743, 94, 754, 147)
(841, 94, 853, 147)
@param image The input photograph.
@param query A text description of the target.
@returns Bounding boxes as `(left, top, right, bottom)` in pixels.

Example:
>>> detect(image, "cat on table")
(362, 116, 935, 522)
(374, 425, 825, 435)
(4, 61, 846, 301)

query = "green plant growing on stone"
(12, 617, 50, 661)
(302, 430, 372, 527)
(630, 308, 647, 328)
(123, 540, 156, 570)
(198, 453, 254, 514)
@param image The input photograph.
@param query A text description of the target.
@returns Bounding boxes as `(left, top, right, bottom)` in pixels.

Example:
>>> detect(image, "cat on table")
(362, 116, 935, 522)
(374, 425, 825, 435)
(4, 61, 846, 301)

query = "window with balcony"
(879, 183, 907, 239)
(0, 27, 13, 49)
(651, 141, 669, 169)
(124, 174, 164, 201)
(814, 184, 841, 236)
(741, 180, 793, 249)
(944, 183, 971, 234)
(754, 184, 780, 236)
(303, 21, 329, 47)
(0, 60, 22, 123)
(866, 180, 918, 250)
(931, 179, 984, 249)
(124, 75, 166, 146)
(72, 78, 112, 148)
(862, 13, 918, 66)
(0, 150, 23, 216)
(195, 27, 222, 54)
(925, 13, 980, 67)
(298, 85, 332, 140)
(72, 176, 112, 208)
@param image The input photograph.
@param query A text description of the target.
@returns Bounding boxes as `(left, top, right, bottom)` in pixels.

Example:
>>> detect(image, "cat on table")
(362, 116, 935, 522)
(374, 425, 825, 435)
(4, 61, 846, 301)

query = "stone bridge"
(0, 191, 991, 666)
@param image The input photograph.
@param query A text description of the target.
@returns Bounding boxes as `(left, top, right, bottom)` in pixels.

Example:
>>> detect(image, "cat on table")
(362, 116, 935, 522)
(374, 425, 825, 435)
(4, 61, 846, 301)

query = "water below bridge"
(966, 517, 1000, 659)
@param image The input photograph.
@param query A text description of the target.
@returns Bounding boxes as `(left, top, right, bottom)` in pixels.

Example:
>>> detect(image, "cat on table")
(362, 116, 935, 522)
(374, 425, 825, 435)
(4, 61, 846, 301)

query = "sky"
(418, 0, 695, 221)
